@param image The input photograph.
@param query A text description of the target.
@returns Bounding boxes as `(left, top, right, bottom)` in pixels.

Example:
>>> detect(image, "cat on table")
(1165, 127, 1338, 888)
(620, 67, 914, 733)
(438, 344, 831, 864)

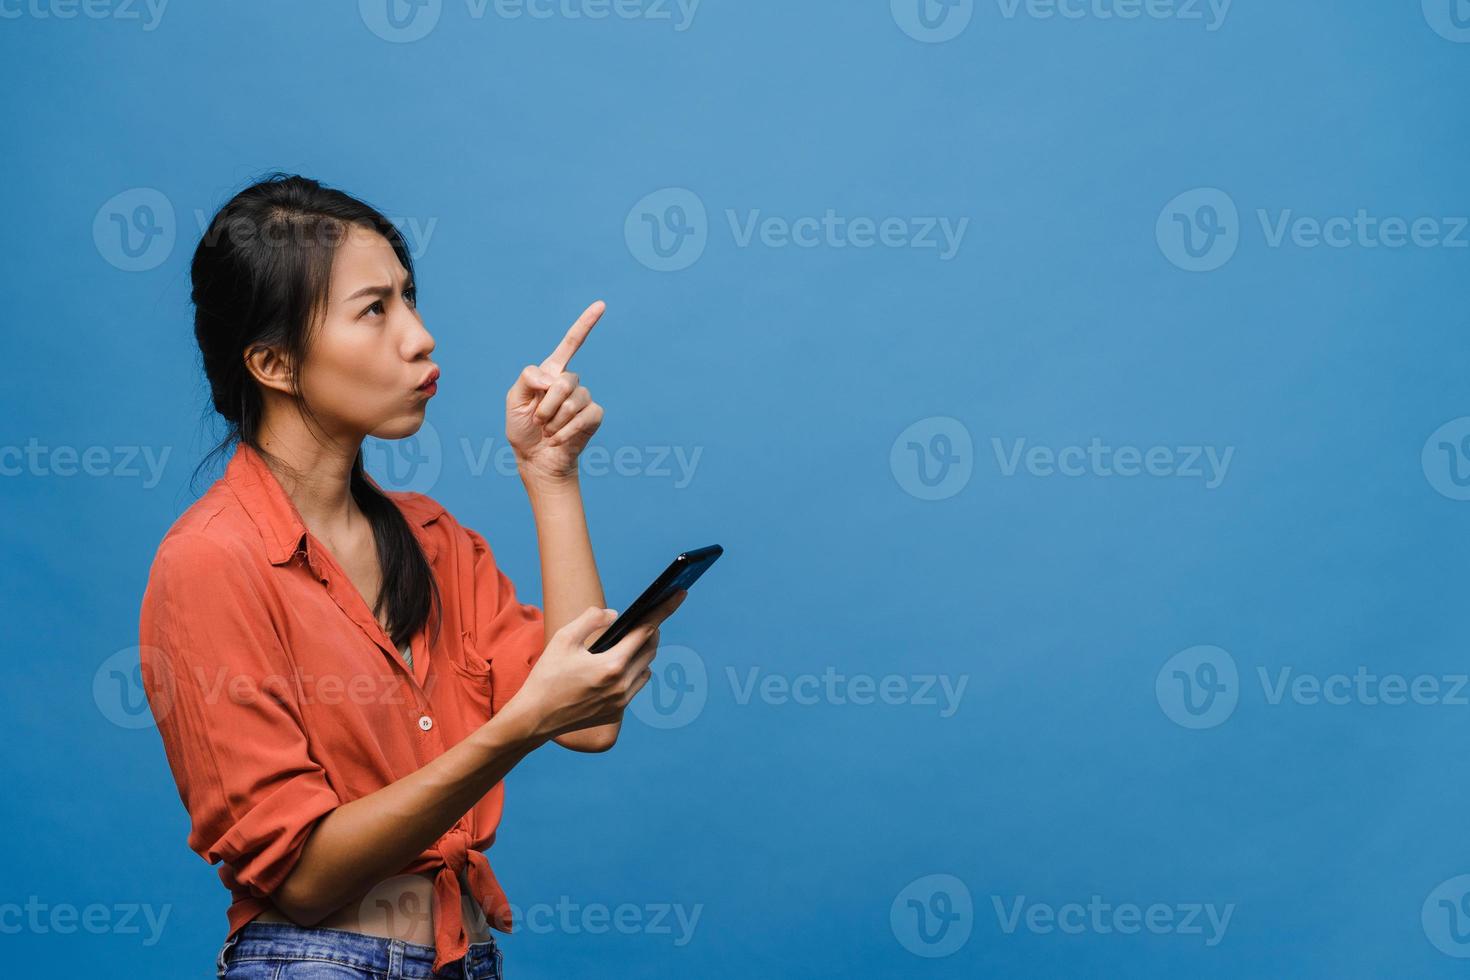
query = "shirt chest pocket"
(446, 628, 494, 720)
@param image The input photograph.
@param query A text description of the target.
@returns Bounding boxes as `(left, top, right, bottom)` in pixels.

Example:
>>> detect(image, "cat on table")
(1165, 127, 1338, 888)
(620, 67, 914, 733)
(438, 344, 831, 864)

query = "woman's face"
(296, 226, 439, 443)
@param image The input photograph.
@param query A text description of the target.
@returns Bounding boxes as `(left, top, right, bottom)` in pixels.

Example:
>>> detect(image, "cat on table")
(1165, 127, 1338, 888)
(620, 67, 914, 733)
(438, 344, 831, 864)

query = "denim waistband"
(218, 919, 502, 979)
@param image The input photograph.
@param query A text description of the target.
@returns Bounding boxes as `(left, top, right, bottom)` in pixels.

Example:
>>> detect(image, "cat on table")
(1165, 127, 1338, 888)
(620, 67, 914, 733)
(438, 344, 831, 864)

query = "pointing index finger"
(540, 300, 605, 374)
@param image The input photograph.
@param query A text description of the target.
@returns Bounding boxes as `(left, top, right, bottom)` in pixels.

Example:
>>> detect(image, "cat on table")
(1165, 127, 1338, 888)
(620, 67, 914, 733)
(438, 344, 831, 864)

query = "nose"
(403, 310, 435, 360)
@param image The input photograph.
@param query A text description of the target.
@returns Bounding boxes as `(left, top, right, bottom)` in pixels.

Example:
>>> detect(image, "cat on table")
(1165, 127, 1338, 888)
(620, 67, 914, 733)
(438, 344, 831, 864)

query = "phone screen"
(586, 544, 723, 653)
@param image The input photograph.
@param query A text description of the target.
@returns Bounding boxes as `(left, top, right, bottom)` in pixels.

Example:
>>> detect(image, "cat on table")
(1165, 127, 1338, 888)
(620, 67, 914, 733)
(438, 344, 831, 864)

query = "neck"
(252, 407, 364, 539)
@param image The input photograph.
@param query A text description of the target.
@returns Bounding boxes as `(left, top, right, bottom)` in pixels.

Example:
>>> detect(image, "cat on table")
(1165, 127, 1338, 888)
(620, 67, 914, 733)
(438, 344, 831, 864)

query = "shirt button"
(418, 715, 433, 732)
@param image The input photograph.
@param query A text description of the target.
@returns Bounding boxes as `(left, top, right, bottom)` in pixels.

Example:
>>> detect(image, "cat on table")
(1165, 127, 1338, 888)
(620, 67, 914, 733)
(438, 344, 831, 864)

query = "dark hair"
(187, 172, 441, 652)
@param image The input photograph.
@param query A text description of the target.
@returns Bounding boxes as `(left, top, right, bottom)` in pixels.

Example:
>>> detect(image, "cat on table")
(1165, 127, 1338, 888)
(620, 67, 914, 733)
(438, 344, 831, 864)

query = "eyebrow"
(343, 277, 414, 303)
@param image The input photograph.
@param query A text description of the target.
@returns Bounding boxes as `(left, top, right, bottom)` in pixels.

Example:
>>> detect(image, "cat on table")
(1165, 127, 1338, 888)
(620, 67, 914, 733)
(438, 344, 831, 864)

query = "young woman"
(137, 173, 686, 979)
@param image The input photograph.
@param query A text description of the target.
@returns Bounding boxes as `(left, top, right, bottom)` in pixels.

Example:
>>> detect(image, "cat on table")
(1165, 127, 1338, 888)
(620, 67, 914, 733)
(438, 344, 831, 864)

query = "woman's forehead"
(329, 230, 406, 296)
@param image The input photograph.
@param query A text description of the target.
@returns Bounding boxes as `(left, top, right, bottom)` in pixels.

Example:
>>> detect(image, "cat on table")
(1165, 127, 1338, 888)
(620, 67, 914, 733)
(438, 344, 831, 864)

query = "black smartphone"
(586, 545, 724, 653)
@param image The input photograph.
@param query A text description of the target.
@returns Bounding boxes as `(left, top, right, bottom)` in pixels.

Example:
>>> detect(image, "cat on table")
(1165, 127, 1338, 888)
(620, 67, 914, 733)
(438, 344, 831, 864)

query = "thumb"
(507, 364, 555, 405)
(559, 605, 618, 647)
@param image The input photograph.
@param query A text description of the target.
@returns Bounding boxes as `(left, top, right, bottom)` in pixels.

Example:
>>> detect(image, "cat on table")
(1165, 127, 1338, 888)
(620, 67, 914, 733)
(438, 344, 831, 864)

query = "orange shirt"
(136, 440, 546, 972)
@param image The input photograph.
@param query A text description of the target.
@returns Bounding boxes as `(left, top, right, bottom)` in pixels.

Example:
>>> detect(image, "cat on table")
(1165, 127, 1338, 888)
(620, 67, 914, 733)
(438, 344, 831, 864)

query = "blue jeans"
(216, 920, 504, 979)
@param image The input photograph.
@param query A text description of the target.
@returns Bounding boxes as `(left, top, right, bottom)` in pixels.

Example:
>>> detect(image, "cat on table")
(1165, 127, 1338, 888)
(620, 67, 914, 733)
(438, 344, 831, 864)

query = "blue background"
(4, 1, 1470, 976)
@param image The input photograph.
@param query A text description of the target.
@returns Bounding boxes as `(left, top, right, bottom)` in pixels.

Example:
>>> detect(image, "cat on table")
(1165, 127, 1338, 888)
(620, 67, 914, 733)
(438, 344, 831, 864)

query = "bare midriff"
(252, 866, 494, 947)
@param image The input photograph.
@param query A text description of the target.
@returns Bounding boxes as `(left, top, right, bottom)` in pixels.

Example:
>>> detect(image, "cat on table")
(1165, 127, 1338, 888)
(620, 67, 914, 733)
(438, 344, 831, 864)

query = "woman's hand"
(506, 300, 608, 486)
(512, 591, 688, 742)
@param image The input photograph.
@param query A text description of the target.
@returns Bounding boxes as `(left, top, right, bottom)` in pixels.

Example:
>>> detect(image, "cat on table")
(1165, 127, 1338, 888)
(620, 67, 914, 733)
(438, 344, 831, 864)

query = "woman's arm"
(523, 472, 619, 752)
(274, 602, 667, 925)
(503, 301, 633, 753)
(272, 692, 545, 925)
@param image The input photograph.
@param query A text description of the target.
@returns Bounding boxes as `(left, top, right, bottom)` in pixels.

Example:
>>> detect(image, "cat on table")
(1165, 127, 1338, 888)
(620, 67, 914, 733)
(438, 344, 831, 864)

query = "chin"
(368, 410, 430, 442)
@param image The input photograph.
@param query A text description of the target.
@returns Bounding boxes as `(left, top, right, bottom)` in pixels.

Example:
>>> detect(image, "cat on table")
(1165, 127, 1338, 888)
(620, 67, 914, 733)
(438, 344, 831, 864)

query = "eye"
(403, 284, 417, 308)
(362, 299, 385, 318)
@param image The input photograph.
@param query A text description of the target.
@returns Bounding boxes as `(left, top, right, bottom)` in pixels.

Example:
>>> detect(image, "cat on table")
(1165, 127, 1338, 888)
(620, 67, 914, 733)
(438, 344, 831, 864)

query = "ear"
(243, 344, 296, 396)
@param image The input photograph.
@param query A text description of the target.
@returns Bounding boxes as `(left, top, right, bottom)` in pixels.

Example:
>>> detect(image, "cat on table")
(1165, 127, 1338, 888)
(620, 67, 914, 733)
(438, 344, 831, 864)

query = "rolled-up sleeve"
(138, 532, 341, 899)
(462, 526, 547, 713)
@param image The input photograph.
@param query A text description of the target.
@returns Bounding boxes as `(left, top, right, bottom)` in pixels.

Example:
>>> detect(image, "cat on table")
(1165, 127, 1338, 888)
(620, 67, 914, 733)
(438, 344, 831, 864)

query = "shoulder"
(146, 487, 260, 582)
(384, 488, 450, 529)
(139, 516, 273, 642)
(386, 490, 507, 567)
(143, 528, 261, 608)
(383, 489, 485, 557)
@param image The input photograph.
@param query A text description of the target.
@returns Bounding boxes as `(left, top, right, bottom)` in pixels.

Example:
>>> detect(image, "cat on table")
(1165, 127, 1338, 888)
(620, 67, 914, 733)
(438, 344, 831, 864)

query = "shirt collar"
(223, 441, 444, 566)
